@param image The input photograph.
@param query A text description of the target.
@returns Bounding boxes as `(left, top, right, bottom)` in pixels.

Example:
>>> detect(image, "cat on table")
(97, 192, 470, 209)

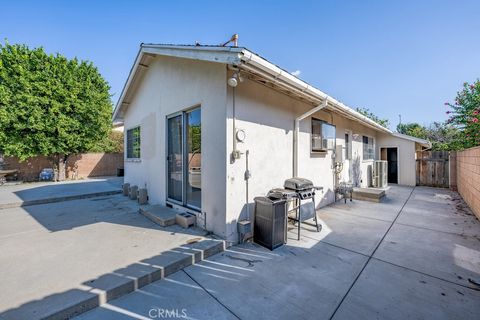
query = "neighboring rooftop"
(392, 132, 432, 148)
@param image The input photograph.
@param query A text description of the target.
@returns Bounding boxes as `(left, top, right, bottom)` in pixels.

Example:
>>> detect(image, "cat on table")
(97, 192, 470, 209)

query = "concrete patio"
(0, 176, 124, 209)
(0, 182, 223, 320)
(75, 186, 480, 320)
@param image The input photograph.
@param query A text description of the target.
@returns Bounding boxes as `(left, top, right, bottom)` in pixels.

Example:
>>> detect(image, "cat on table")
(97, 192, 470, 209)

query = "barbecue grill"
(267, 177, 322, 240)
(284, 177, 317, 200)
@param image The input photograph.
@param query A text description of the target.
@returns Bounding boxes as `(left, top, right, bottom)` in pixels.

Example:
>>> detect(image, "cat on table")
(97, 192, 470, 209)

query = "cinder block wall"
(456, 146, 480, 219)
(66, 153, 124, 179)
(3, 156, 52, 181)
(5, 153, 124, 181)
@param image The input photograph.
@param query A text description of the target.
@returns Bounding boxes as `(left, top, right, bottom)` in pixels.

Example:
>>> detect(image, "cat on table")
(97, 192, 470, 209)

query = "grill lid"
(267, 188, 297, 199)
(284, 177, 314, 191)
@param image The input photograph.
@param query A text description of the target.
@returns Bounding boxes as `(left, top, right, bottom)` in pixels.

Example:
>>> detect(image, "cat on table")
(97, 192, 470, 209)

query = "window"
(126, 127, 141, 159)
(345, 132, 352, 160)
(362, 136, 375, 160)
(311, 119, 336, 152)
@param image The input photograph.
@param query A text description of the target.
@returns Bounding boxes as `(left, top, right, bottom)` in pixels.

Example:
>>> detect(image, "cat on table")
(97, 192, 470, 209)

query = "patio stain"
(226, 255, 262, 267)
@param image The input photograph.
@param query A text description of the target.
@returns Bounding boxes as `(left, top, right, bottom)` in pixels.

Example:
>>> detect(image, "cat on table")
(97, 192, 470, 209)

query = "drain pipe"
(245, 150, 251, 220)
(293, 98, 329, 177)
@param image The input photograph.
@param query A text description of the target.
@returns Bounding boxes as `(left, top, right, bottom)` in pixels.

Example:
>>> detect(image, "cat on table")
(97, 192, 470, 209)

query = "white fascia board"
(392, 132, 431, 147)
(239, 49, 392, 134)
(112, 47, 143, 122)
(113, 45, 244, 122)
(141, 45, 243, 65)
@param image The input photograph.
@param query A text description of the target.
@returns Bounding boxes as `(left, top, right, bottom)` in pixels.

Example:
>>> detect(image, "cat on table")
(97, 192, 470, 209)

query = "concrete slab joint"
(0, 239, 225, 320)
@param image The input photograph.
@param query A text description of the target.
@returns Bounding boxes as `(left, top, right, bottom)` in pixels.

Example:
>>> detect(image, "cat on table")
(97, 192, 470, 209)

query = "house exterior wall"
(376, 134, 417, 186)
(122, 56, 228, 238)
(331, 115, 379, 188)
(121, 57, 419, 244)
(225, 76, 380, 242)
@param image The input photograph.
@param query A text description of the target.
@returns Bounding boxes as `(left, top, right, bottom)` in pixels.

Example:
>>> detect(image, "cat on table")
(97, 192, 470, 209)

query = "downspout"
(293, 98, 329, 177)
(232, 86, 237, 157)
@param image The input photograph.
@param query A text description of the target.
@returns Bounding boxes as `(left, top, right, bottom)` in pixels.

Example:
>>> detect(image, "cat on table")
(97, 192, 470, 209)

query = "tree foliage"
(396, 123, 427, 139)
(396, 80, 480, 151)
(88, 130, 124, 153)
(397, 121, 461, 151)
(445, 80, 480, 149)
(0, 42, 113, 178)
(355, 107, 390, 128)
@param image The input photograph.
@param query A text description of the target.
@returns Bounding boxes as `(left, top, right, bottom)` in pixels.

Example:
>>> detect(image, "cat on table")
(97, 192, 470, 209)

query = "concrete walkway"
(76, 186, 480, 320)
(0, 176, 124, 208)
(0, 188, 222, 319)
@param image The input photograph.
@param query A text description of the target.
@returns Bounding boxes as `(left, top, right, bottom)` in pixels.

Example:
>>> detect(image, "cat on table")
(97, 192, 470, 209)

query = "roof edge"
(113, 44, 392, 135)
(113, 44, 244, 122)
(392, 132, 432, 147)
(112, 46, 143, 122)
(238, 49, 392, 134)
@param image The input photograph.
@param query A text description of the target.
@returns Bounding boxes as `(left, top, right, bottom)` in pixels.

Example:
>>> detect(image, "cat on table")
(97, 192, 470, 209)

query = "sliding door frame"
(166, 111, 184, 206)
(165, 105, 201, 211)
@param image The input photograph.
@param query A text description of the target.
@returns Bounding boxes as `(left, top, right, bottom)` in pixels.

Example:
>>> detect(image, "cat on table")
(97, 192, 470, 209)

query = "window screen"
(362, 136, 374, 160)
(127, 127, 141, 159)
(312, 119, 336, 151)
(345, 133, 351, 160)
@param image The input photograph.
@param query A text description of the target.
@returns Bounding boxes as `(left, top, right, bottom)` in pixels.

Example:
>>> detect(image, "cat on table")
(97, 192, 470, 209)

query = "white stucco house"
(113, 43, 430, 243)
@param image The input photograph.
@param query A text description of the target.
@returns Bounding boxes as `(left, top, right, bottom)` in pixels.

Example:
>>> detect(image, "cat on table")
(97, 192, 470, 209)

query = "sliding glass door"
(167, 107, 201, 210)
(167, 115, 183, 202)
(186, 108, 201, 208)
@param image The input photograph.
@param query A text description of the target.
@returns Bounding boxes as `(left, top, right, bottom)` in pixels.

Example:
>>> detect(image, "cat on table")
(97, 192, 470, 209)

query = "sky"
(1, 0, 479, 130)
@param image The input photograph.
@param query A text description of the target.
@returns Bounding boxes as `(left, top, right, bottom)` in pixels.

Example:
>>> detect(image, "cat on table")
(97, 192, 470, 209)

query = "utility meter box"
(335, 144, 344, 162)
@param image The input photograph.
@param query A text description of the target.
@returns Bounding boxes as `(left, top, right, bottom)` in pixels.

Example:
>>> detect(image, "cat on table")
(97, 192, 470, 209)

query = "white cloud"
(291, 70, 301, 77)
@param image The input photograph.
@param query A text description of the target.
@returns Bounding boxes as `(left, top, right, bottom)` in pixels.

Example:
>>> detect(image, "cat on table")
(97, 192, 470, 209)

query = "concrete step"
(352, 187, 386, 203)
(0, 190, 122, 210)
(1, 239, 225, 320)
(139, 205, 178, 227)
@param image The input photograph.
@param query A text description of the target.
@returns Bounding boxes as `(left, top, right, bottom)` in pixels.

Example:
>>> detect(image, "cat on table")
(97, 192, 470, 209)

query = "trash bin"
(253, 196, 287, 250)
(39, 168, 54, 181)
(117, 168, 124, 177)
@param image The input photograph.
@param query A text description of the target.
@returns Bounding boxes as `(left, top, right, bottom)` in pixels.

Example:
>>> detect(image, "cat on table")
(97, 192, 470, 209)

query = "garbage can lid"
(254, 196, 286, 204)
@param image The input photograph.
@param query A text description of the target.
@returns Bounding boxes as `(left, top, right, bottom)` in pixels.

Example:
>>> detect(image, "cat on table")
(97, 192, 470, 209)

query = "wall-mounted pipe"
(244, 150, 251, 220)
(232, 86, 237, 157)
(228, 71, 242, 162)
(293, 98, 328, 177)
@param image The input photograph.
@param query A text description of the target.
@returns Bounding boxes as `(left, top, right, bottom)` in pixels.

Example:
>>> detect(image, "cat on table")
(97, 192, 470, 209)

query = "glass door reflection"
(167, 115, 183, 203)
(167, 108, 201, 210)
(186, 108, 201, 209)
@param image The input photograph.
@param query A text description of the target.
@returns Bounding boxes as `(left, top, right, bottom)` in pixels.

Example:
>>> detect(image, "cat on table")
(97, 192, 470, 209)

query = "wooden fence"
(416, 151, 450, 188)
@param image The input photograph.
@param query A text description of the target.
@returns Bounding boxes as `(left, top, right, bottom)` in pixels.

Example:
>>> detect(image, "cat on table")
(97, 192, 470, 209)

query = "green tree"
(396, 122, 427, 139)
(88, 130, 124, 153)
(355, 107, 390, 128)
(445, 80, 480, 149)
(0, 42, 112, 180)
(396, 121, 461, 151)
(425, 122, 462, 151)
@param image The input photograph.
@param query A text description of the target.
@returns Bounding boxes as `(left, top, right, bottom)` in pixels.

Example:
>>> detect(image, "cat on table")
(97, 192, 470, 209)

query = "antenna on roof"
(221, 34, 239, 47)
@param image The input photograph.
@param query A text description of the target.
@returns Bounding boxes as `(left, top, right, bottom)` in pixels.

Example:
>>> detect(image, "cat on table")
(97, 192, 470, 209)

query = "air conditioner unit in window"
(311, 135, 325, 152)
(372, 160, 388, 188)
